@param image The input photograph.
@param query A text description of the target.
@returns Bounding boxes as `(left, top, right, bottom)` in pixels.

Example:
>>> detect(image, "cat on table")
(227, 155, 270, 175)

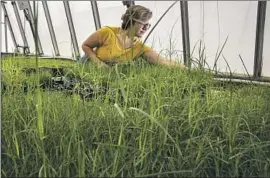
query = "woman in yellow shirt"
(81, 5, 185, 69)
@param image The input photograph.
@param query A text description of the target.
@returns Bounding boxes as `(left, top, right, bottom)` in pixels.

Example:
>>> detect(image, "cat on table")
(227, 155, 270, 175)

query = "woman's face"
(132, 19, 151, 37)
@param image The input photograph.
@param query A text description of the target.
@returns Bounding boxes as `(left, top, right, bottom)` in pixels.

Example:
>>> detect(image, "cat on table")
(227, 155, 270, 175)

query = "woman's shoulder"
(98, 26, 120, 34)
(96, 26, 120, 41)
(136, 40, 152, 53)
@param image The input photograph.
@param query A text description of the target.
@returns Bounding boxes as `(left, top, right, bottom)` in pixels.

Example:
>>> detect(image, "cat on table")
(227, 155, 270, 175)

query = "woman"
(81, 5, 185, 69)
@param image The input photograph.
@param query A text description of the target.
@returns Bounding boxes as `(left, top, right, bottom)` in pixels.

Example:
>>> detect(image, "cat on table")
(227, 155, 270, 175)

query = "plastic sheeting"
(188, 1, 257, 75)
(46, 1, 73, 57)
(69, 1, 96, 56)
(33, 2, 55, 56)
(97, 1, 126, 28)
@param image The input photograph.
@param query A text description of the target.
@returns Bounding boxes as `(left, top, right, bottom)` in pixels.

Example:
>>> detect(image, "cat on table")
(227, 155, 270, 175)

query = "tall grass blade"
(213, 36, 229, 72)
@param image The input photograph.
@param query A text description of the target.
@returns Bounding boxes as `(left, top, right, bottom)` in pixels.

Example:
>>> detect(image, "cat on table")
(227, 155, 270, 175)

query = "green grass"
(1, 56, 270, 177)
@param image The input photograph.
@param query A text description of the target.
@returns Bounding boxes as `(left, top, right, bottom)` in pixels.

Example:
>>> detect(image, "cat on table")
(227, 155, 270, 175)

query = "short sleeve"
(96, 26, 111, 43)
(137, 41, 152, 54)
(142, 44, 152, 53)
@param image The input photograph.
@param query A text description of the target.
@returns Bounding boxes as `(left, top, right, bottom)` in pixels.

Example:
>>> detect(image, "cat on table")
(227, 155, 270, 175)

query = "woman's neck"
(120, 28, 138, 41)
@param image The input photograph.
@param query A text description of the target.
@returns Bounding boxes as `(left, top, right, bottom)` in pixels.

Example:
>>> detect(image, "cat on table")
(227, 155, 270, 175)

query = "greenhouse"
(1, 0, 270, 177)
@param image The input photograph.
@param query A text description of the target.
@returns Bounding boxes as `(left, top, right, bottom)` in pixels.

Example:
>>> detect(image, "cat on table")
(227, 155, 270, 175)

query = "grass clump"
(1, 56, 270, 177)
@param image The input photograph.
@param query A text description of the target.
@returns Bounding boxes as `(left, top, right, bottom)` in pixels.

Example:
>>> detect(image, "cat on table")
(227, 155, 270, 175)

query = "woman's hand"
(82, 30, 109, 68)
(142, 49, 186, 69)
(97, 62, 111, 68)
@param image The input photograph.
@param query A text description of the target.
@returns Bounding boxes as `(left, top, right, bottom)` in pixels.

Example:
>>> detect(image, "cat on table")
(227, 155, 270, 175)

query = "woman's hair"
(121, 5, 152, 30)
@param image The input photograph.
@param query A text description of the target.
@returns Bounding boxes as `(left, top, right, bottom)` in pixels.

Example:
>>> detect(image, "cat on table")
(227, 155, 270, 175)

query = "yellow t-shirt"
(94, 26, 151, 63)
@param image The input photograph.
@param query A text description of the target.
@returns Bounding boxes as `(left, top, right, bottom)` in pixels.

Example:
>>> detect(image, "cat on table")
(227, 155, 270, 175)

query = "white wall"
(262, 3, 270, 77)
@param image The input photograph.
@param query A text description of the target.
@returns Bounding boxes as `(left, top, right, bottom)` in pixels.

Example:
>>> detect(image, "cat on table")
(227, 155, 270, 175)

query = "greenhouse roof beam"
(11, 1, 30, 54)
(253, 1, 267, 78)
(63, 1, 80, 59)
(18, 1, 44, 55)
(180, 1, 191, 67)
(42, 1, 60, 56)
(1, 1, 19, 53)
(90, 1, 101, 30)
(4, 14, 8, 52)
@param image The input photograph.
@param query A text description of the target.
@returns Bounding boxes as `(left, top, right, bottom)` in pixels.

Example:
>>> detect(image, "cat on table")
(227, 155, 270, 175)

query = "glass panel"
(69, 1, 96, 56)
(262, 3, 270, 77)
(131, 1, 184, 62)
(47, 1, 72, 57)
(188, 1, 257, 74)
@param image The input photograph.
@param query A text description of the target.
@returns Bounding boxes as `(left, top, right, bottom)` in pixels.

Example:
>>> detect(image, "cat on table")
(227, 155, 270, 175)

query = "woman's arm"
(82, 31, 109, 67)
(142, 49, 186, 69)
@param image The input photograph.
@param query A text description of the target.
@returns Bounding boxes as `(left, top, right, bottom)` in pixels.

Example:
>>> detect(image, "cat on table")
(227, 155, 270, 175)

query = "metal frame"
(180, 1, 191, 67)
(11, 1, 30, 54)
(4, 14, 8, 52)
(213, 77, 270, 87)
(253, 1, 267, 78)
(42, 1, 60, 56)
(18, 1, 44, 55)
(63, 1, 80, 59)
(90, 1, 101, 30)
(1, 1, 19, 53)
(214, 73, 270, 83)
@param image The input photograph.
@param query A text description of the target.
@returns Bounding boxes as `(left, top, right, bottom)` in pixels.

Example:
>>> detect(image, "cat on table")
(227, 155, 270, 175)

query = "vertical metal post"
(1, 1, 19, 53)
(11, 1, 30, 54)
(42, 1, 60, 56)
(4, 15, 8, 52)
(253, 1, 267, 78)
(63, 1, 80, 59)
(180, 1, 191, 67)
(90, 1, 101, 30)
